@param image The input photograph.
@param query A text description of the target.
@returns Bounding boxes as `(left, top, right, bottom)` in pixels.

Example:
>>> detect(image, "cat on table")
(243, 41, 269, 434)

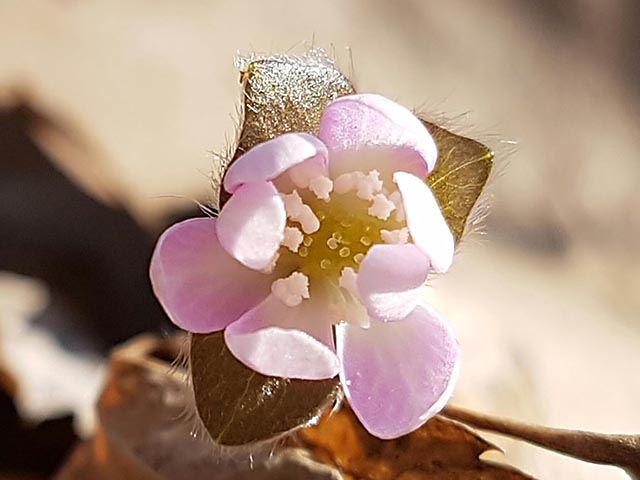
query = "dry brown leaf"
(299, 405, 535, 480)
(56, 335, 342, 480)
(55, 335, 542, 480)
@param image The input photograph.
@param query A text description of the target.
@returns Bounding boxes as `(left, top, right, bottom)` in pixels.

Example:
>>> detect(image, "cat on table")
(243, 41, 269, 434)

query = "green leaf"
(424, 121, 494, 243)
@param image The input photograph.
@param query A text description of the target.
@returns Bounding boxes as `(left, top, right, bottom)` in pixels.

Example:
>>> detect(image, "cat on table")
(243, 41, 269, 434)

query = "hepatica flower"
(150, 94, 460, 439)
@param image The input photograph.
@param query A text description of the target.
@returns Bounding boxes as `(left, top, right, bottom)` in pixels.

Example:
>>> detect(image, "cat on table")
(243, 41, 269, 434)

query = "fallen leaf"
(299, 405, 535, 480)
(424, 121, 494, 243)
(56, 334, 342, 480)
(55, 335, 537, 480)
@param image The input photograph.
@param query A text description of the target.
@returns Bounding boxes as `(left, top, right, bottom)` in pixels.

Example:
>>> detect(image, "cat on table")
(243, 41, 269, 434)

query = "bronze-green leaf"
(191, 332, 341, 445)
(234, 49, 355, 155)
(424, 121, 494, 243)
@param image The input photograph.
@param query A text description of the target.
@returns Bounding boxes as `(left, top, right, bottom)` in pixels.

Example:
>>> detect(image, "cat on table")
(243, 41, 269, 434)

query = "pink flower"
(150, 94, 460, 439)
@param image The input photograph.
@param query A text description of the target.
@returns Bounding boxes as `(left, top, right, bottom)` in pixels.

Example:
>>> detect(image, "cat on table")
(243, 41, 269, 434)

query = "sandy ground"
(1, 1, 639, 478)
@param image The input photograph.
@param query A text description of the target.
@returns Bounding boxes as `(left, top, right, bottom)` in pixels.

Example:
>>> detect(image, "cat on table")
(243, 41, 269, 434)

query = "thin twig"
(442, 404, 640, 479)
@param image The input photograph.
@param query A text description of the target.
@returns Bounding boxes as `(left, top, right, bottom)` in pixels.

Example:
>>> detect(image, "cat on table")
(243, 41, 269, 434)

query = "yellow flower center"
(293, 193, 402, 279)
(271, 170, 409, 305)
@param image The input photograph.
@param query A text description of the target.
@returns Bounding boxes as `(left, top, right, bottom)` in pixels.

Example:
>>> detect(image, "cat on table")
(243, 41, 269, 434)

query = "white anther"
(356, 170, 383, 200)
(282, 191, 320, 234)
(333, 172, 358, 194)
(368, 193, 396, 220)
(298, 205, 320, 233)
(271, 272, 310, 307)
(380, 227, 409, 244)
(388, 191, 406, 221)
(283, 226, 304, 252)
(282, 190, 305, 216)
(339, 267, 359, 298)
(308, 175, 333, 201)
(288, 161, 324, 188)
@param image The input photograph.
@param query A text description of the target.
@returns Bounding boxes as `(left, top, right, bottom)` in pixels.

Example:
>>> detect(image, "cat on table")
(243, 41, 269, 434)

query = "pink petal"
(326, 147, 429, 186)
(224, 295, 339, 380)
(357, 244, 430, 322)
(150, 218, 271, 333)
(216, 181, 286, 271)
(318, 94, 437, 177)
(336, 304, 460, 439)
(394, 172, 454, 273)
(223, 133, 329, 193)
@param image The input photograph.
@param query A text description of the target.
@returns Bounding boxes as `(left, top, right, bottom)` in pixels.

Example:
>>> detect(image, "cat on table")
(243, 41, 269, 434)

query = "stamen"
(353, 253, 364, 264)
(333, 172, 358, 194)
(288, 161, 324, 188)
(303, 236, 313, 247)
(355, 170, 383, 200)
(327, 238, 339, 250)
(308, 175, 333, 201)
(340, 218, 352, 228)
(381, 227, 410, 244)
(300, 205, 320, 233)
(271, 272, 310, 307)
(339, 267, 358, 298)
(359, 236, 372, 246)
(368, 193, 396, 220)
(282, 190, 304, 216)
(389, 191, 406, 221)
(339, 247, 351, 258)
(320, 258, 332, 269)
(283, 226, 304, 252)
(281, 191, 320, 234)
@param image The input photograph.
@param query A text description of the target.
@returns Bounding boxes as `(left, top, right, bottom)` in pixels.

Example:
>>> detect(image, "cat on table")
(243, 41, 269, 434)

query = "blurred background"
(0, 1, 639, 479)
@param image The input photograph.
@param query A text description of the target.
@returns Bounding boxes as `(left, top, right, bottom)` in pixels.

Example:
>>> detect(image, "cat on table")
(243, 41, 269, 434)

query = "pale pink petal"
(357, 244, 430, 322)
(319, 94, 437, 177)
(150, 218, 271, 333)
(394, 172, 454, 273)
(327, 148, 428, 190)
(224, 295, 339, 380)
(223, 133, 329, 193)
(336, 304, 460, 439)
(216, 181, 286, 271)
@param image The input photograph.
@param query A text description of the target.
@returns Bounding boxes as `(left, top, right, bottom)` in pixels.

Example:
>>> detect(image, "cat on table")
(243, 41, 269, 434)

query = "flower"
(150, 94, 460, 439)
